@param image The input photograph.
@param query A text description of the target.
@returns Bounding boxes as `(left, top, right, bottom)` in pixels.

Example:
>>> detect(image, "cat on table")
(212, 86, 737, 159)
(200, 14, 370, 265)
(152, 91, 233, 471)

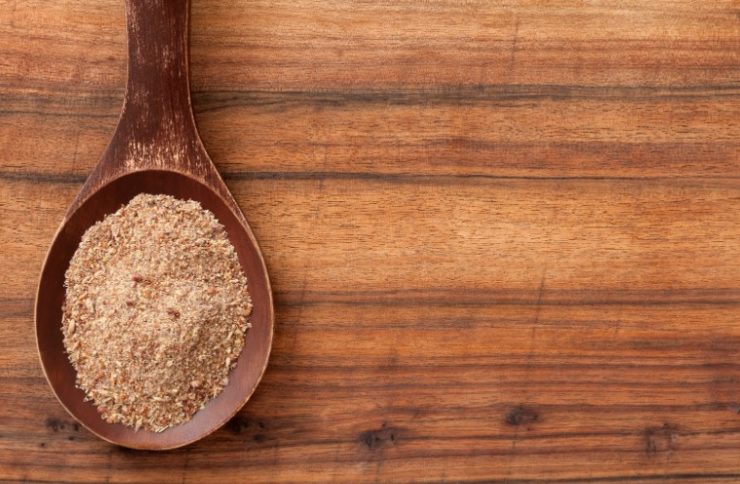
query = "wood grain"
(1, 0, 739, 481)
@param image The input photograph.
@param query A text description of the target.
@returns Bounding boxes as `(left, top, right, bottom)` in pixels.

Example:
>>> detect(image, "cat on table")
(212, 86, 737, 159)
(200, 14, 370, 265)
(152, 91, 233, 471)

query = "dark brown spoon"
(35, 0, 274, 450)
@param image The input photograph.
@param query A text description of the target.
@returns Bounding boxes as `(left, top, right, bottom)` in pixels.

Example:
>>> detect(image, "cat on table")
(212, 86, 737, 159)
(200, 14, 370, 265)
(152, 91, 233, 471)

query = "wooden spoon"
(35, 0, 274, 450)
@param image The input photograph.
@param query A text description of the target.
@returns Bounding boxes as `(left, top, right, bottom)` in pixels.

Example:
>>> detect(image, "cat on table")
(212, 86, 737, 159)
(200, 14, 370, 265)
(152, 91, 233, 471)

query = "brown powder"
(62, 194, 252, 432)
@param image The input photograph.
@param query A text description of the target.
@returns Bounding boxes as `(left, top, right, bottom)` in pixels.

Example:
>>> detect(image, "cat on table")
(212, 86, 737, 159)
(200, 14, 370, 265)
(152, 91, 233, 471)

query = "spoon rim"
(35, 168, 274, 450)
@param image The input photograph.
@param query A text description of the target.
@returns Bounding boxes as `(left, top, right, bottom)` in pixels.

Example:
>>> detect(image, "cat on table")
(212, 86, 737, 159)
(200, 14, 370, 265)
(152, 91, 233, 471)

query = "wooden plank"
(1, 93, 739, 179)
(1, 1, 738, 90)
(0, 0, 738, 480)
(1, 297, 739, 481)
(3, 177, 740, 296)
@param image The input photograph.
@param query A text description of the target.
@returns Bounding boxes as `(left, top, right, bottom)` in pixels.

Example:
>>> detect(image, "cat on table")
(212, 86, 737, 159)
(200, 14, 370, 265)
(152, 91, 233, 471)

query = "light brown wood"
(1, 0, 739, 480)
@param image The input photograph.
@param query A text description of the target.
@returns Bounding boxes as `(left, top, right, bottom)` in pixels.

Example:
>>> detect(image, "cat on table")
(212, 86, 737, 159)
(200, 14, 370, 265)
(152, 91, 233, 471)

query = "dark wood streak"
(3, 170, 740, 186)
(15, 421, 740, 448)
(209, 379, 737, 392)
(8, 285, 740, 314)
(11, 475, 740, 484)
(6, 445, 740, 468)
(275, 287, 740, 304)
(3, 370, 740, 383)
(2, 83, 739, 114)
(192, 84, 740, 109)
(459, 475, 740, 483)
(0, 171, 87, 184)
(224, 171, 740, 185)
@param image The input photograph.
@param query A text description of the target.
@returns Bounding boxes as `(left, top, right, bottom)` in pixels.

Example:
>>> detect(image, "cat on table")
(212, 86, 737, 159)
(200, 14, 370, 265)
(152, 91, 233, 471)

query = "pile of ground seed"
(62, 193, 252, 432)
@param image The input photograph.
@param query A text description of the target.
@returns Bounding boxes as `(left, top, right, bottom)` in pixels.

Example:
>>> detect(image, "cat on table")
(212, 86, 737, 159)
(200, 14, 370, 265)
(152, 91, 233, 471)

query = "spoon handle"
(68, 0, 231, 217)
(104, 0, 210, 175)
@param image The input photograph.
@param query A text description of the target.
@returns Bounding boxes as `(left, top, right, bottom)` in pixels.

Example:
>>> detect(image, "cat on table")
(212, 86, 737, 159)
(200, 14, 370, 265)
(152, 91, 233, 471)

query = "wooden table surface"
(1, 0, 739, 481)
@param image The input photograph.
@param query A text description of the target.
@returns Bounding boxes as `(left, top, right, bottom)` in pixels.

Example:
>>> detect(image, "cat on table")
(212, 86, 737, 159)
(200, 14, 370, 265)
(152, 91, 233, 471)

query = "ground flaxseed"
(62, 194, 252, 432)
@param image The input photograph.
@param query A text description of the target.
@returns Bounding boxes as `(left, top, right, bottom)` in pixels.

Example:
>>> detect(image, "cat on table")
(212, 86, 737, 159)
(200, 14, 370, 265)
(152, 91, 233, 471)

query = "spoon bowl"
(37, 171, 273, 450)
(35, 0, 274, 450)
